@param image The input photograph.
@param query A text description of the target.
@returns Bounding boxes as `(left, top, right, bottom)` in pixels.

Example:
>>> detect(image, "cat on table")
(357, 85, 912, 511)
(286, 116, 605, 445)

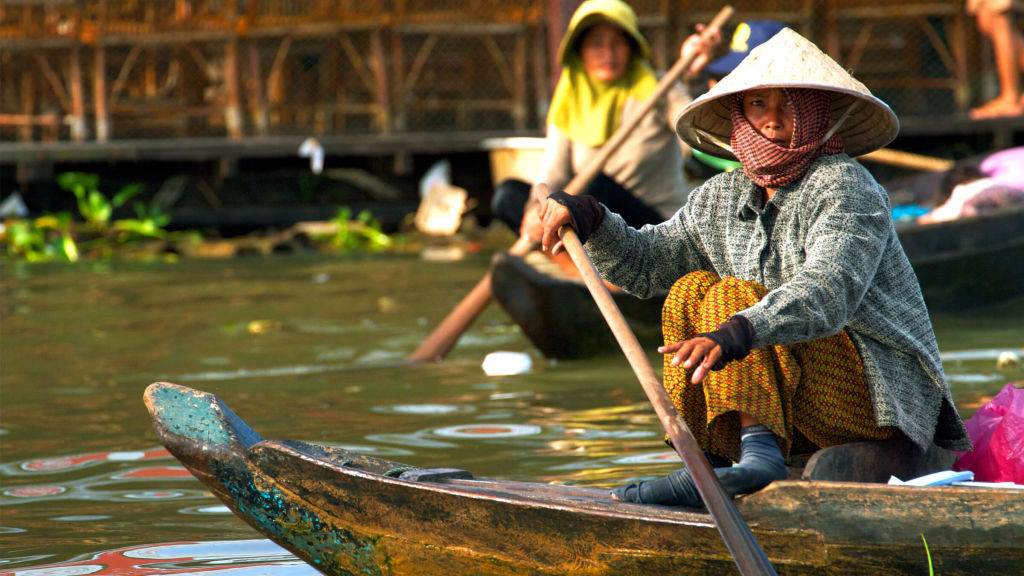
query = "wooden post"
(825, 0, 840, 62)
(268, 37, 292, 129)
(531, 21, 550, 123)
(392, 0, 407, 132)
(546, 0, 582, 90)
(145, 47, 157, 97)
(224, 39, 243, 139)
(317, 39, 338, 134)
(513, 31, 527, 130)
(93, 46, 110, 142)
(70, 47, 86, 142)
(951, 9, 969, 112)
(19, 68, 34, 142)
(247, 42, 269, 136)
(370, 28, 390, 133)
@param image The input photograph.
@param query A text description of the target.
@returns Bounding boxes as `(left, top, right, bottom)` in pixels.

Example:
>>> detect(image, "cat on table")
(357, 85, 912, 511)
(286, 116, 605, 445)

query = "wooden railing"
(0, 0, 1013, 144)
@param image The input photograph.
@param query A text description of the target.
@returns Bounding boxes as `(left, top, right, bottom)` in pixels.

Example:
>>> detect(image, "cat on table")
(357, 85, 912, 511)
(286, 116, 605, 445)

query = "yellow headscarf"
(547, 0, 658, 147)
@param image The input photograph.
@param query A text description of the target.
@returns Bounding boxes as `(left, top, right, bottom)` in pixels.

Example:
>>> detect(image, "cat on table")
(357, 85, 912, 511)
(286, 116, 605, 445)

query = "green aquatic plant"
(922, 534, 934, 575)
(112, 201, 172, 241)
(324, 207, 393, 252)
(2, 213, 79, 262)
(4, 173, 203, 261)
(57, 172, 143, 235)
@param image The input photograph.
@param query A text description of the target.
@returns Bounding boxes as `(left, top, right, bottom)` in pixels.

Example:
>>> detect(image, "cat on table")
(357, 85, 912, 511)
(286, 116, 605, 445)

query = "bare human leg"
(971, 8, 1024, 118)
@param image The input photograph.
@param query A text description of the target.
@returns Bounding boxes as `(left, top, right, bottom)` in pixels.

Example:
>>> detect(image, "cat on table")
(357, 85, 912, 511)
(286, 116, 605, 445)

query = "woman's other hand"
(659, 337, 723, 384)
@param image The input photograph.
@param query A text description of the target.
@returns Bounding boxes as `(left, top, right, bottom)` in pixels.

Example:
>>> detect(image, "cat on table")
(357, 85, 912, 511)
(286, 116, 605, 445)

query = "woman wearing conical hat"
(535, 28, 972, 506)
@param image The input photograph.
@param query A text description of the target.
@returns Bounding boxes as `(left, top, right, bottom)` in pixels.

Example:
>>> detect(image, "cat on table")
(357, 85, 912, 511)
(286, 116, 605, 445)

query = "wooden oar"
(557, 226, 777, 576)
(859, 148, 954, 172)
(408, 6, 735, 363)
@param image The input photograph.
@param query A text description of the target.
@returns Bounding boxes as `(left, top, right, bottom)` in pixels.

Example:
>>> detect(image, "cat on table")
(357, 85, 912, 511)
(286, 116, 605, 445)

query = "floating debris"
(996, 351, 1021, 371)
(481, 351, 532, 376)
(376, 296, 398, 313)
(421, 245, 465, 261)
(247, 320, 282, 335)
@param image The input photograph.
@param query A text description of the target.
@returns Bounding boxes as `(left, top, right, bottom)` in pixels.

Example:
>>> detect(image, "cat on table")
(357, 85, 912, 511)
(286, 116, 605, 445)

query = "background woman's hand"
(659, 336, 723, 384)
(680, 24, 722, 78)
(534, 184, 574, 255)
(520, 202, 544, 243)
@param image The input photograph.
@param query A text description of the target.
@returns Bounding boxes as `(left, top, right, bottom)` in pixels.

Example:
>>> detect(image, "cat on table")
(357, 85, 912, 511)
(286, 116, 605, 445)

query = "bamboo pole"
(859, 148, 954, 172)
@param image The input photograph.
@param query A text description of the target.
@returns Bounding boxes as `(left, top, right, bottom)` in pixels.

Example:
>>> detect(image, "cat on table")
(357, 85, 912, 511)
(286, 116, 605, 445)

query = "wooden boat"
(491, 251, 665, 360)
(491, 207, 1024, 359)
(145, 382, 1023, 576)
(897, 206, 1024, 311)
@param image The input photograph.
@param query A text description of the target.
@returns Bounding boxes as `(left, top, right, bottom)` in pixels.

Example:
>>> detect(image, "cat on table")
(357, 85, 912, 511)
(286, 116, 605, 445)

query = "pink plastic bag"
(953, 383, 1024, 483)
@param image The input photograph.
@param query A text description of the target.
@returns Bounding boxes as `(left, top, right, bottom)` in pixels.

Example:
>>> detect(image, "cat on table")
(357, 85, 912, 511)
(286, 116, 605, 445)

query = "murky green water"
(1, 251, 1022, 573)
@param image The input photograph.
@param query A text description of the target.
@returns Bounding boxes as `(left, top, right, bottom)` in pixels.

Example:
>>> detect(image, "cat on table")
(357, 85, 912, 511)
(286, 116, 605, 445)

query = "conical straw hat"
(674, 28, 899, 159)
(556, 0, 651, 65)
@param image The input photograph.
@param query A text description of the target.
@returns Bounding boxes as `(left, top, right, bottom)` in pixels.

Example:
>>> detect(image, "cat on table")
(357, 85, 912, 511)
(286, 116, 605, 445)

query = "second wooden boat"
(492, 208, 1024, 359)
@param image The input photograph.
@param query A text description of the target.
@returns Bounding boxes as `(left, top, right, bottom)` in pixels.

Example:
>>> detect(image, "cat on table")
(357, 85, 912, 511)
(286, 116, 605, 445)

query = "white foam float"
(481, 351, 532, 376)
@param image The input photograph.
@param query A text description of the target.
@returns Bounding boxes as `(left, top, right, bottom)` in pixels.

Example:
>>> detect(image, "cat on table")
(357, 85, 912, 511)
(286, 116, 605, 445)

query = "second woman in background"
(491, 0, 719, 234)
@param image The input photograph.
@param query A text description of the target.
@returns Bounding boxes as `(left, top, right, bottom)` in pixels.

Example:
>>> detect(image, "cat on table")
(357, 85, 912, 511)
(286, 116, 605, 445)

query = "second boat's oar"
(557, 226, 777, 576)
(408, 6, 735, 363)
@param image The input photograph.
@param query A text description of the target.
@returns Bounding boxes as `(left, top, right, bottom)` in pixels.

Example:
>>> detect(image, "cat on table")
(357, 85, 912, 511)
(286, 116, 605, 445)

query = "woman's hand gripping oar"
(407, 6, 733, 363)
(546, 219, 777, 576)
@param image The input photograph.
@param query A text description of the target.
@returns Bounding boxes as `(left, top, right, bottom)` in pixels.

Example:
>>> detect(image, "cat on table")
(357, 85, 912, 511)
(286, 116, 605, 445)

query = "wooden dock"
(2, 0, 1023, 195)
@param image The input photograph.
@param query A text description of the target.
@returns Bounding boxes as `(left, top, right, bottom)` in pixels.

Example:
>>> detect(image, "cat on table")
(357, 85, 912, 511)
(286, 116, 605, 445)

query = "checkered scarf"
(729, 88, 844, 188)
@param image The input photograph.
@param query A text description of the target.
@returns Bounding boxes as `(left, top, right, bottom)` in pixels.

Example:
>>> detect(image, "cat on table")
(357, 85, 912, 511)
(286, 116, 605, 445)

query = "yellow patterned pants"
(662, 271, 895, 461)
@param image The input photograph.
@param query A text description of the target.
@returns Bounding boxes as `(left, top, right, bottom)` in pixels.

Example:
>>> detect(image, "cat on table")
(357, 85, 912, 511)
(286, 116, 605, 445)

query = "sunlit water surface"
(2, 253, 1021, 574)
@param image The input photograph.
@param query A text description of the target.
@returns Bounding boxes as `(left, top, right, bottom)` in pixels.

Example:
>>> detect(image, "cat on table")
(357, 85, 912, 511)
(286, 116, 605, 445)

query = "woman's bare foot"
(969, 96, 1024, 119)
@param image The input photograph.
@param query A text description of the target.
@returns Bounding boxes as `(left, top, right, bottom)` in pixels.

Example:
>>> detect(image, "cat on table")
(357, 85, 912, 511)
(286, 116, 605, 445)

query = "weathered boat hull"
(492, 208, 1024, 359)
(897, 207, 1024, 310)
(145, 382, 1024, 576)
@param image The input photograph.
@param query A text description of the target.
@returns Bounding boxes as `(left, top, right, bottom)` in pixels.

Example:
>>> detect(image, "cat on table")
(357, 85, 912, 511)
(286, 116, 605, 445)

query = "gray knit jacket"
(585, 153, 971, 452)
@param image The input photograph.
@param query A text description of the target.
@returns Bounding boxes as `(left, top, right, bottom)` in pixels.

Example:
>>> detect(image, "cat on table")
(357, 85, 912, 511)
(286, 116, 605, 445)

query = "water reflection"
(1, 255, 1021, 575)
(370, 403, 470, 416)
(433, 423, 543, 438)
(2, 463, 207, 505)
(0, 540, 316, 576)
(3, 449, 170, 476)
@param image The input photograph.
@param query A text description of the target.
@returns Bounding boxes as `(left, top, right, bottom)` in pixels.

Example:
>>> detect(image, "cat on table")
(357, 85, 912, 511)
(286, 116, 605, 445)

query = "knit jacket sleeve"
(583, 176, 723, 298)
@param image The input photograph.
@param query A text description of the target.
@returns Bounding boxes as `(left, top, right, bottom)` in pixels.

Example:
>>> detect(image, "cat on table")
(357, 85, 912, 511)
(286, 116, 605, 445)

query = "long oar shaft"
(558, 227, 776, 576)
(408, 6, 734, 363)
(408, 234, 533, 363)
(859, 147, 954, 172)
